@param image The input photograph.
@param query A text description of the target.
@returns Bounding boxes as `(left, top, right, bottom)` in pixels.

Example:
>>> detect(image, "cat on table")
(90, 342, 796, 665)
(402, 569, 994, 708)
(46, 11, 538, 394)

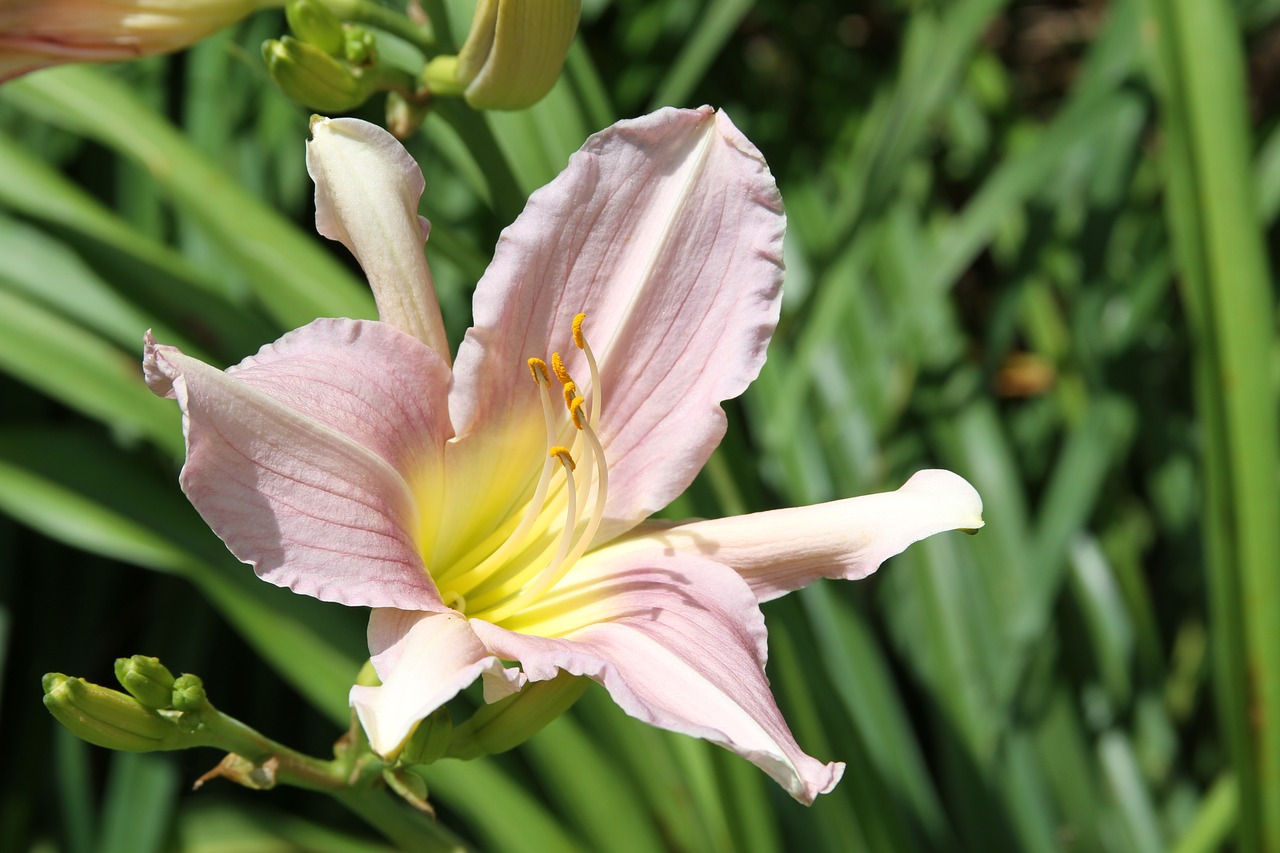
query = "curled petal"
(307, 117, 451, 361)
(352, 609, 520, 757)
(470, 551, 843, 804)
(624, 469, 985, 603)
(143, 323, 448, 610)
(450, 106, 784, 542)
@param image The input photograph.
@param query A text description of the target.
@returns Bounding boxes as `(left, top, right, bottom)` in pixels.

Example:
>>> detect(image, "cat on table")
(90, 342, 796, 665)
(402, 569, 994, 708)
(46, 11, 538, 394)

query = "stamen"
(550, 352, 572, 386)
(461, 313, 612, 624)
(574, 314, 602, 430)
(548, 445, 575, 470)
(472, 445, 583, 623)
(522, 410, 609, 604)
(432, 358, 560, 587)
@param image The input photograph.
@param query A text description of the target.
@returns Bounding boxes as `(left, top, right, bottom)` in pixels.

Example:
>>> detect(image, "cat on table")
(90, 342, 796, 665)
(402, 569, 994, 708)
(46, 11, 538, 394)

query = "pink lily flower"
(143, 107, 983, 803)
(0, 0, 266, 83)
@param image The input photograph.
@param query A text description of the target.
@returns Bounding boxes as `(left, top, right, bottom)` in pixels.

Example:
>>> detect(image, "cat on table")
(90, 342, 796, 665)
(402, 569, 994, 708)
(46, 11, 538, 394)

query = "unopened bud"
(263, 36, 379, 112)
(446, 672, 586, 760)
(171, 674, 208, 712)
(383, 766, 435, 814)
(443, 0, 581, 110)
(114, 655, 176, 710)
(43, 673, 180, 752)
(400, 706, 452, 766)
(343, 26, 377, 67)
(285, 0, 346, 56)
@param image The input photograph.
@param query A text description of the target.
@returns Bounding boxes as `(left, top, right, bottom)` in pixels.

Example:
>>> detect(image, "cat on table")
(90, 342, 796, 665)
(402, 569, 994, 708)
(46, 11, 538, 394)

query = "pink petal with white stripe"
(469, 550, 843, 804)
(143, 322, 448, 610)
(448, 106, 785, 543)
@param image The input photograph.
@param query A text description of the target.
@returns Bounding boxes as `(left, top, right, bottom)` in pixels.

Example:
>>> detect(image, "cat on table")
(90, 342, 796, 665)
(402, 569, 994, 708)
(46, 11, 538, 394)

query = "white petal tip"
(900, 468, 985, 531)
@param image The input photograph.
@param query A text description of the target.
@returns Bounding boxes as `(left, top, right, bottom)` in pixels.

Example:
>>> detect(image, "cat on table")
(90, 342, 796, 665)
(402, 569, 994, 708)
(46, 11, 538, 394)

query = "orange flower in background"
(0, 0, 268, 82)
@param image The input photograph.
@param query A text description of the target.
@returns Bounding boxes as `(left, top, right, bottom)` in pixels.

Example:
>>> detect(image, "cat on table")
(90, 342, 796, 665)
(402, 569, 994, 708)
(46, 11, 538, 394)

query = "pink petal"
(143, 321, 450, 610)
(625, 469, 985, 603)
(351, 609, 520, 757)
(307, 117, 451, 362)
(469, 550, 844, 804)
(449, 106, 784, 542)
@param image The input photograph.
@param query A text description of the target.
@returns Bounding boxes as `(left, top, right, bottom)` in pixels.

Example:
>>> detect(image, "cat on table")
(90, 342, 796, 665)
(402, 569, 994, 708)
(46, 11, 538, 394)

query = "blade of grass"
(1143, 2, 1280, 848)
(0, 66, 374, 329)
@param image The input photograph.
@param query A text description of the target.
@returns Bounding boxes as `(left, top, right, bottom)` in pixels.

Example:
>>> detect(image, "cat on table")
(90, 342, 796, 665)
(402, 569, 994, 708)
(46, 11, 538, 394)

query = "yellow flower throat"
(431, 313, 608, 624)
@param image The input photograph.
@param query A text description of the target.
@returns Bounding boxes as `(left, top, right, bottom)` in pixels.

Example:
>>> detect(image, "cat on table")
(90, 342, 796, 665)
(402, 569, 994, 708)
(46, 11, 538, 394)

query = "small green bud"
(263, 36, 378, 112)
(286, 0, 346, 56)
(43, 673, 179, 752)
(114, 655, 176, 710)
(446, 672, 587, 760)
(383, 766, 434, 814)
(342, 26, 377, 67)
(171, 674, 208, 712)
(399, 706, 452, 766)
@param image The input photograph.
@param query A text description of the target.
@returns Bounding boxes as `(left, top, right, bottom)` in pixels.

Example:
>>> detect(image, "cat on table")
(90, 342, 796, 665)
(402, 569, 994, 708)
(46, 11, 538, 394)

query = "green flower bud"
(399, 706, 452, 766)
(114, 655, 176, 710)
(448, 0, 581, 110)
(446, 672, 587, 760)
(385, 91, 431, 140)
(43, 673, 180, 752)
(263, 36, 379, 112)
(285, 0, 346, 56)
(383, 766, 434, 814)
(343, 26, 377, 67)
(171, 673, 208, 712)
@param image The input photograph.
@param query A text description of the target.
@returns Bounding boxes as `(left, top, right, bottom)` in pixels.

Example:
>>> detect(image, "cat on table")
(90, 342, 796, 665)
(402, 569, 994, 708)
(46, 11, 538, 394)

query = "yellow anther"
(549, 445, 575, 470)
(550, 352, 572, 385)
(572, 313, 587, 349)
(527, 357, 550, 386)
(569, 396, 587, 429)
(562, 382, 577, 410)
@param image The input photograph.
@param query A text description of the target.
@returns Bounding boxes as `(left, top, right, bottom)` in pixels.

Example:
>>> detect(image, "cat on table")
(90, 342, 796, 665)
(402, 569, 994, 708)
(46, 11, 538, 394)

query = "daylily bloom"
(143, 107, 983, 803)
(0, 0, 268, 83)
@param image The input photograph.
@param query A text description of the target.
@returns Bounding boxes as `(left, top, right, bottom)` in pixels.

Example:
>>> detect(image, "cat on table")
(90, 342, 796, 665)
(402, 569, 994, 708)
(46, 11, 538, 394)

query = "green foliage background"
(1, 0, 1278, 850)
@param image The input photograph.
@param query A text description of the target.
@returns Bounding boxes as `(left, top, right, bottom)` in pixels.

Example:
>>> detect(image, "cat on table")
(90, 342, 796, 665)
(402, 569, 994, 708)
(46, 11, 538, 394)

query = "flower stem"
(433, 98, 527, 224)
(337, 786, 474, 853)
(323, 0, 438, 54)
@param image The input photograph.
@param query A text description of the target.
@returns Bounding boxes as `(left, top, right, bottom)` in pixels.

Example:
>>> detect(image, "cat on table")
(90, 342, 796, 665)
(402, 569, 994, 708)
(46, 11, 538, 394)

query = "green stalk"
(1143, 1, 1280, 849)
(433, 98, 528, 224)
(325, 0, 438, 54)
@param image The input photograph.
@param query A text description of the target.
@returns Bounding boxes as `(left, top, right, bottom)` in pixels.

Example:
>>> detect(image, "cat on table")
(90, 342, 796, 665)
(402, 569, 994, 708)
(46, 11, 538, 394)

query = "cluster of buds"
(2, 0, 582, 122)
(42, 656, 208, 752)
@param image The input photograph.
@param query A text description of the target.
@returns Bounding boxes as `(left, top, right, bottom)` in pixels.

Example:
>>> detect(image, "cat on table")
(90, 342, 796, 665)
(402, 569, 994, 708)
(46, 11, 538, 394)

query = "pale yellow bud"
(454, 0, 581, 110)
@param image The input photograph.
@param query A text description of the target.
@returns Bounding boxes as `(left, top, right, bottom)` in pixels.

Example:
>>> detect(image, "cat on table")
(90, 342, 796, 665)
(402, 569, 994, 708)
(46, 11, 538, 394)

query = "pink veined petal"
(307, 116, 451, 362)
(143, 324, 447, 611)
(351, 609, 519, 758)
(469, 550, 844, 805)
(449, 106, 785, 543)
(621, 469, 985, 603)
